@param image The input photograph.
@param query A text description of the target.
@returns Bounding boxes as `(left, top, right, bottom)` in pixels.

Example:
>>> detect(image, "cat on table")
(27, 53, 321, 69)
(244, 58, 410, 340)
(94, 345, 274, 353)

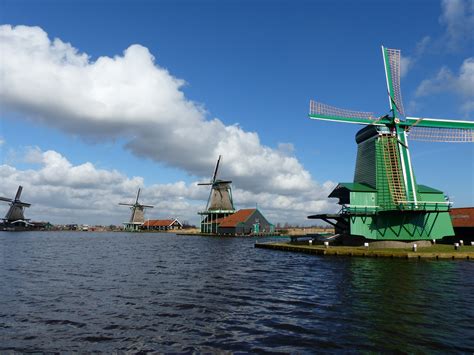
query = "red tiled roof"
(450, 207, 474, 228)
(143, 219, 176, 227)
(218, 209, 256, 228)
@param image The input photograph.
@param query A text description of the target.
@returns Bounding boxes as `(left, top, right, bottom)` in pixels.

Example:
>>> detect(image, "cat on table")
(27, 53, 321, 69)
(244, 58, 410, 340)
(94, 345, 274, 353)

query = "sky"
(0, 0, 473, 226)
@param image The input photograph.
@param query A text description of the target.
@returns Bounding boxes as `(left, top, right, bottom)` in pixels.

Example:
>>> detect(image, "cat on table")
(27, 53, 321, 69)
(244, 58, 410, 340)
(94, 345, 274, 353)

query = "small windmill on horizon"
(119, 188, 154, 231)
(198, 155, 236, 234)
(307, 46, 473, 241)
(0, 186, 32, 230)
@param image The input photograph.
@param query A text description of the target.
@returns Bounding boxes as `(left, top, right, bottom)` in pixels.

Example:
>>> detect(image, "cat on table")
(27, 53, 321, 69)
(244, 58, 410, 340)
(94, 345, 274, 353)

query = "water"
(1, 232, 473, 353)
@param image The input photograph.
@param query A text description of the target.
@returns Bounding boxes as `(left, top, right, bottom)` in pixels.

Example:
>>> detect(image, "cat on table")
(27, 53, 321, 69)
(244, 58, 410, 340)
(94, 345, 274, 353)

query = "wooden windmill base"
(309, 210, 454, 241)
(198, 210, 235, 234)
(310, 183, 455, 241)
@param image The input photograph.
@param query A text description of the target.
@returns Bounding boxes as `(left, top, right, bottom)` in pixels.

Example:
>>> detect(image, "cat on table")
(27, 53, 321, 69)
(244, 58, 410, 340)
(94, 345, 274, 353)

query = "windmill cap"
(355, 125, 390, 144)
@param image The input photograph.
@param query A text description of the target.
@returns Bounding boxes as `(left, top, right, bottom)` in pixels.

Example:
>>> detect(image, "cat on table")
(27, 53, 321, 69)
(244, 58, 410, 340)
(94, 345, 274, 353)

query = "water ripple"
(0, 232, 473, 353)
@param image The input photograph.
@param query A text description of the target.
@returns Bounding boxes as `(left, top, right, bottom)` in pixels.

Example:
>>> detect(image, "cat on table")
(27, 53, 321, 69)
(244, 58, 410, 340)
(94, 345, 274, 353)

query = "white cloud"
(408, 1, 472, 57)
(415, 57, 474, 113)
(0, 148, 337, 226)
(400, 54, 412, 78)
(416, 67, 454, 96)
(415, 36, 432, 56)
(439, 0, 474, 51)
(406, 1, 473, 113)
(277, 142, 295, 155)
(399, 36, 432, 78)
(0, 24, 318, 197)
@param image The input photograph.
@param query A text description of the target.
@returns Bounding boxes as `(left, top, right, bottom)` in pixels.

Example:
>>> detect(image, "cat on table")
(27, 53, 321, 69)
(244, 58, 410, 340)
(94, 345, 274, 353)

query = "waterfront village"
(1, 47, 473, 247)
(1, 156, 334, 237)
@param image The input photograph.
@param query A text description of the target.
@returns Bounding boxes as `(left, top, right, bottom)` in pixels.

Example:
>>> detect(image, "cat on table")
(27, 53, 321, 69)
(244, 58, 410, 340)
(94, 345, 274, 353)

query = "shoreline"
(255, 242, 474, 260)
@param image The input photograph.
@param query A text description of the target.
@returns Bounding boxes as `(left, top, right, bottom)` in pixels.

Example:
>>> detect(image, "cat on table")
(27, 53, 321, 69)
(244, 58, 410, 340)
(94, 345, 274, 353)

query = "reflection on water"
(0, 232, 473, 352)
(347, 259, 472, 352)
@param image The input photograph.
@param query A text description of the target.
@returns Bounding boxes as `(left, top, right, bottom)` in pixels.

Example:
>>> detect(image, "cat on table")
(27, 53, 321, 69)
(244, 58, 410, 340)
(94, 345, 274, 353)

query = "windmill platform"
(255, 241, 474, 260)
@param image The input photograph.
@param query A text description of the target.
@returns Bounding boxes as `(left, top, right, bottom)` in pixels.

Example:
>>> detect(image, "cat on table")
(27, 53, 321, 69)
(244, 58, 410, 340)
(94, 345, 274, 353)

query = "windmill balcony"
(198, 210, 236, 215)
(342, 200, 452, 215)
(341, 205, 380, 215)
(394, 201, 452, 212)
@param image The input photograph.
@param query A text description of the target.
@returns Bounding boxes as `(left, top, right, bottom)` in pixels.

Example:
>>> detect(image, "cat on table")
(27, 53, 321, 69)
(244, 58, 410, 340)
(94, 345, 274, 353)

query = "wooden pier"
(255, 242, 474, 260)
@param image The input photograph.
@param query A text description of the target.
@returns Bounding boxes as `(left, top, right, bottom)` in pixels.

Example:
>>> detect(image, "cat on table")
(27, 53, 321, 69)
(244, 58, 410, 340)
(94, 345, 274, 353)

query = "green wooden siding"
(354, 137, 376, 188)
(349, 211, 454, 240)
(349, 191, 377, 211)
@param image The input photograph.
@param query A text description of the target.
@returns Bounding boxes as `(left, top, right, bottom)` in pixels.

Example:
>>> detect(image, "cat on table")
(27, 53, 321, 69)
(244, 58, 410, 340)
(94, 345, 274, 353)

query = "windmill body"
(308, 46, 473, 241)
(119, 188, 154, 231)
(198, 155, 236, 234)
(0, 186, 32, 230)
(208, 182, 234, 211)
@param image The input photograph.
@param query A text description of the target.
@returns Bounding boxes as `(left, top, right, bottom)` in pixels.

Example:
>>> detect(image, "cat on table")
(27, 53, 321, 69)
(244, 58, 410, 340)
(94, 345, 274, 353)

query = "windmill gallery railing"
(341, 200, 451, 215)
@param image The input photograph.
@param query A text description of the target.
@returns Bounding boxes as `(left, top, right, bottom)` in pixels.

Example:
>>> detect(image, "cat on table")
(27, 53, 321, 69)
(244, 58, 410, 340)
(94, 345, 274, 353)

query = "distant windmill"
(0, 186, 32, 229)
(119, 188, 154, 231)
(198, 155, 235, 233)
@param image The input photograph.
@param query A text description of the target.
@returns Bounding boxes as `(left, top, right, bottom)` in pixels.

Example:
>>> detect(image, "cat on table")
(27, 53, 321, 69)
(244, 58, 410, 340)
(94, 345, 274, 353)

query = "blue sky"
(0, 0, 473, 225)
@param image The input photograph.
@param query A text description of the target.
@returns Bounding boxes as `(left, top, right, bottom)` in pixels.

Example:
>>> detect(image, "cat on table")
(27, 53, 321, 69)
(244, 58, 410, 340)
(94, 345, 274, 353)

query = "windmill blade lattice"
(310, 100, 376, 120)
(383, 47, 405, 116)
(409, 126, 474, 142)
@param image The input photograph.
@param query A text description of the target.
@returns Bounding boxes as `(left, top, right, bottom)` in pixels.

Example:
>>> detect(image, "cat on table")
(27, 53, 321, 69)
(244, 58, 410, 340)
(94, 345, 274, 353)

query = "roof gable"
(417, 184, 443, 194)
(329, 182, 376, 198)
(143, 219, 181, 227)
(218, 209, 256, 227)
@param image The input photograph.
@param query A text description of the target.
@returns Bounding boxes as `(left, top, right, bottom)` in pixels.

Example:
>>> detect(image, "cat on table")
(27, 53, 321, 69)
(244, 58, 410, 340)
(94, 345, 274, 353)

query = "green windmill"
(308, 46, 474, 241)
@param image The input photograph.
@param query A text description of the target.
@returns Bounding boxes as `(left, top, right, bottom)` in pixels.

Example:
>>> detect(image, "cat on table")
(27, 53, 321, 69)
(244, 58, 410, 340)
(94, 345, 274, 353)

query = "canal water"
(1, 232, 473, 352)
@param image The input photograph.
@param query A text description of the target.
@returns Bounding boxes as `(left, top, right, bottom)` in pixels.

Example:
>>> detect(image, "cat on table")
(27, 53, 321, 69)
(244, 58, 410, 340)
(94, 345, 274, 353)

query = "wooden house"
(216, 208, 274, 236)
(142, 218, 183, 231)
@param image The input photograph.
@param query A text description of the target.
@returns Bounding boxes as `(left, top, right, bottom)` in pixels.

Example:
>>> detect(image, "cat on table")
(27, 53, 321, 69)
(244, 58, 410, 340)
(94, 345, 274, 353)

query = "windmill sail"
(409, 126, 474, 142)
(309, 100, 377, 124)
(212, 155, 222, 182)
(382, 46, 405, 117)
(15, 186, 23, 200)
(405, 117, 474, 142)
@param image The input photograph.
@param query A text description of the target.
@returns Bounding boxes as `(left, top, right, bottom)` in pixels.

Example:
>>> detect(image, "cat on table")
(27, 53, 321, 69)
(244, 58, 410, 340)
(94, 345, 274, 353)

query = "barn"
(449, 207, 474, 242)
(216, 208, 274, 236)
